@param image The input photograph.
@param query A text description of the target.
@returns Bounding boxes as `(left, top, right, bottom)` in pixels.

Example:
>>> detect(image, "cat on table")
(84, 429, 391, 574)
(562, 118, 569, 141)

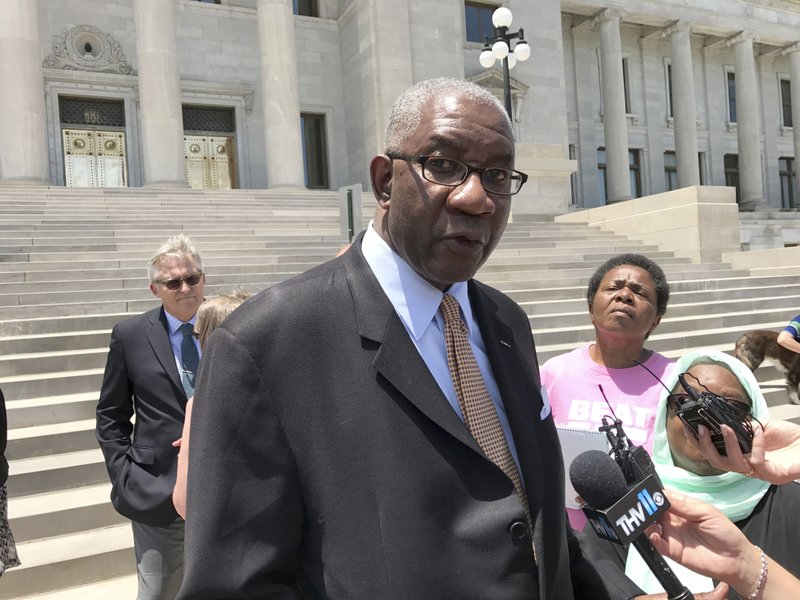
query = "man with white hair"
(179, 79, 650, 599)
(97, 234, 205, 599)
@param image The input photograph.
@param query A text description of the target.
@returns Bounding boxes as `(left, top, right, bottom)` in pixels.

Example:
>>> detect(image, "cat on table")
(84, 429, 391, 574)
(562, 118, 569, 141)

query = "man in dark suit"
(97, 234, 205, 600)
(178, 78, 644, 599)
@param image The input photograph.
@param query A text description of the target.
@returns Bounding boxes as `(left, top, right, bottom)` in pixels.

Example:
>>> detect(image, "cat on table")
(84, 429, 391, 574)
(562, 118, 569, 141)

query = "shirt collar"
(362, 223, 472, 341)
(163, 308, 197, 335)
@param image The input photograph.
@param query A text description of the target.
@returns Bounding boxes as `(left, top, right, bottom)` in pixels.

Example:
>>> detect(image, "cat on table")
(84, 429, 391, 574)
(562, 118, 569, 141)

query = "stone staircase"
(1, 188, 798, 597)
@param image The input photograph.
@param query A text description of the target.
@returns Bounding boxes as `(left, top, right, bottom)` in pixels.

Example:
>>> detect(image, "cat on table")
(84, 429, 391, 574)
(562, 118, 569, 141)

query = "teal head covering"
(651, 348, 771, 521)
(626, 349, 771, 594)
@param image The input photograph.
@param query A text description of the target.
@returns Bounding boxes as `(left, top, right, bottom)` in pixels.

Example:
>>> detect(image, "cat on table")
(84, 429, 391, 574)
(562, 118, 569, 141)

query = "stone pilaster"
(728, 32, 765, 211)
(133, 0, 186, 186)
(783, 43, 800, 207)
(665, 22, 700, 187)
(0, 0, 50, 185)
(257, 0, 305, 188)
(595, 9, 630, 203)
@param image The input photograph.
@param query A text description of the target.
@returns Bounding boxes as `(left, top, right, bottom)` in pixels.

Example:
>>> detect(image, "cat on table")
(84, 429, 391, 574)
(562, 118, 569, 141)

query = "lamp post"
(478, 7, 530, 122)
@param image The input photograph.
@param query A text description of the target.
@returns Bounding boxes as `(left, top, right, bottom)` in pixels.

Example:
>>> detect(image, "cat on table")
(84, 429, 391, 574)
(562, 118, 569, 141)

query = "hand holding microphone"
(648, 489, 800, 600)
(570, 449, 695, 600)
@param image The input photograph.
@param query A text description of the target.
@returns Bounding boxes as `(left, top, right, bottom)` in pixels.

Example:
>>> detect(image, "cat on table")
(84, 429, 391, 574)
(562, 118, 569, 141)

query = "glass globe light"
(514, 42, 531, 62)
(492, 7, 513, 29)
(491, 40, 509, 60)
(479, 50, 495, 68)
(507, 52, 517, 69)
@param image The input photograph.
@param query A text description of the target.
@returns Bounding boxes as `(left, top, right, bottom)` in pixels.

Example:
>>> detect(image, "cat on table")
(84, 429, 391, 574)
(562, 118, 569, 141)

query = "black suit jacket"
(179, 232, 640, 599)
(96, 306, 187, 526)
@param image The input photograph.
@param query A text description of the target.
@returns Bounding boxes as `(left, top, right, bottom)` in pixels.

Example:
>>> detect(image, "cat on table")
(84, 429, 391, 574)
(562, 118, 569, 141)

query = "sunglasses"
(155, 272, 204, 291)
(666, 392, 751, 415)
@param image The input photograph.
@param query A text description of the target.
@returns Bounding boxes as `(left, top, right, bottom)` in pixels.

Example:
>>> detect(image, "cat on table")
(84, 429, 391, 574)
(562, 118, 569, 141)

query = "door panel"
(184, 135, 236, 190)
(63, 129, 127, 188)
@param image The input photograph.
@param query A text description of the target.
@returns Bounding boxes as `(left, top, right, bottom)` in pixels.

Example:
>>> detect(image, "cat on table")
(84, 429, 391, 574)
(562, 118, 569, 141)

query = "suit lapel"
(469, 282, 546, 521)
(344, 234, 482, 455)
(147, 307, 186, 399)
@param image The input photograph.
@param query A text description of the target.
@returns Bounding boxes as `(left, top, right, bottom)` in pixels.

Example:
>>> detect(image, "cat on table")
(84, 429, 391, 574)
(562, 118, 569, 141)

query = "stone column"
(666, 22, 700, 187)
(133, 0, 186, 186)
(729, 32, 765, 211)
(0, 0, 50, 184)
(595, 9, 630, 203)
(257, 0, 305, 188)
(784, 44, 800, 206)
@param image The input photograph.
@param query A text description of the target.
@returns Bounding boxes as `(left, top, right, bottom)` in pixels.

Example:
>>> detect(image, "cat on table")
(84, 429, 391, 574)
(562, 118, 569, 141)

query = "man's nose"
(449, 172, 494, 215)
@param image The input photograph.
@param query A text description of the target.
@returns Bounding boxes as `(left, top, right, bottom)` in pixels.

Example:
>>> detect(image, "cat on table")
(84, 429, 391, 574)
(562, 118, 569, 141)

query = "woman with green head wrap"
(623, 349, 800, 597)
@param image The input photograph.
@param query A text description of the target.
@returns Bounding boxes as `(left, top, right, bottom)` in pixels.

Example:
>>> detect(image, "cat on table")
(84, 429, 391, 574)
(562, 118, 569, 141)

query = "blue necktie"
(179, 323, 199, 398)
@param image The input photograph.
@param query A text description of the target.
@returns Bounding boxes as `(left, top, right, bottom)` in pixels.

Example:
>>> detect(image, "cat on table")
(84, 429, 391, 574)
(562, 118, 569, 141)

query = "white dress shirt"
(361, 223, 521, 470)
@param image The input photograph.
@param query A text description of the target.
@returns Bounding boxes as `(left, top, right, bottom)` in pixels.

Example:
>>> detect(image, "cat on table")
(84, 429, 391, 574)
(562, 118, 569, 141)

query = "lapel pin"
(500, 339, 512, 348)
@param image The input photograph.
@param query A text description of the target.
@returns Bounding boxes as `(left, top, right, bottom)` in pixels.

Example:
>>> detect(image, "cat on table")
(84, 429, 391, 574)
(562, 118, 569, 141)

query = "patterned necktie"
(440, 294, 533, 534)
(179, 322, 199, 398)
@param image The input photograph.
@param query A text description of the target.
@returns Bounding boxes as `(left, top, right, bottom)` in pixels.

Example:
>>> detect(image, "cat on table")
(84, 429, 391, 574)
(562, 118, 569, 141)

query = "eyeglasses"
(155, 272, 204, 291)
(667, 393, 751, 415)
(387, 153, 528, 196)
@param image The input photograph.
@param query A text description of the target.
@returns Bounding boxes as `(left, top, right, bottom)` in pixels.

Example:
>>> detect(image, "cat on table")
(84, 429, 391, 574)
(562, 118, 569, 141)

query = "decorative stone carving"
(43, 25, 135, 75)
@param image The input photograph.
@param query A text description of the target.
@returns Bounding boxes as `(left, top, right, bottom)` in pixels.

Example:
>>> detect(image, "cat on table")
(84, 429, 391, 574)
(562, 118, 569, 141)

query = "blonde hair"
(147, 234, 204, 283)
(194, 290, 251, 349)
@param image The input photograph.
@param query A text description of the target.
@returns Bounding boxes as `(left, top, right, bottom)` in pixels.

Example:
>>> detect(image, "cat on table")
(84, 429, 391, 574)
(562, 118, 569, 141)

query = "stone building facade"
(1, 0, 800, 215)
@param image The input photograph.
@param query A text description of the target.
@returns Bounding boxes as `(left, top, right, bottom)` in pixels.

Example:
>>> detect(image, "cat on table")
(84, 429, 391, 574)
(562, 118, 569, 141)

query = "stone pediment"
(468, 69, 529, 121)
(43, 25, 136, 75)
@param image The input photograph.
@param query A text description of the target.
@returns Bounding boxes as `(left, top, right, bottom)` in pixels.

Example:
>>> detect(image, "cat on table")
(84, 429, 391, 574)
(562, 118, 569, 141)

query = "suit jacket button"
(508, 520, 529, 541)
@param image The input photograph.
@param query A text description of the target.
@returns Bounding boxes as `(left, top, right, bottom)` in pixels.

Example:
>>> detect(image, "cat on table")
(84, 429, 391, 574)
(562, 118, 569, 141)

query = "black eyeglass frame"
(386, 153, 528, 196)
(155, 272, 204, 291)
(666, 392, 751, 416)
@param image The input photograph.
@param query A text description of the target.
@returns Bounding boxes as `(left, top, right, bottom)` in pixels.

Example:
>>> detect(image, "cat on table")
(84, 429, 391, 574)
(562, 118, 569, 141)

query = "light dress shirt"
(164, 309, 201, 380)
(361, 223, 521, 471)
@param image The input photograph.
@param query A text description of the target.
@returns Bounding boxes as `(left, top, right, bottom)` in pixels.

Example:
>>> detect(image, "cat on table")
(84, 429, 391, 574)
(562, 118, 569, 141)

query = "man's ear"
(370, 154, 393, 208)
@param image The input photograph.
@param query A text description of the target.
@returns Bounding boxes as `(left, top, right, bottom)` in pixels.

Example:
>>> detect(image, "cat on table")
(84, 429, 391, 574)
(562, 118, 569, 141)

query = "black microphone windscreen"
(569, 450, 628, 510)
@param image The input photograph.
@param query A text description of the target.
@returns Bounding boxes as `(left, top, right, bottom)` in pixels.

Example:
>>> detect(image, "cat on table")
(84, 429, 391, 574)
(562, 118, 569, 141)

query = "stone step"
(528, 296, 800, 330)
(7, 418, 96, 460)
(7, 448, 107, 497)
(0, 523, 134, 600)
(0, 368, 104, 402)
(13, 574, 137, 600)
(501, 272, 789, 297)
(0, 330, 111, 354)
(0, 265, 321, 293)
(13, 574, 138, 600)
(6, 393, 98, 428)
(0, 314, 128, 337)
(0, 246, 344, 274)
(8, 483, 122, 543)
(519, 284, 800, 316)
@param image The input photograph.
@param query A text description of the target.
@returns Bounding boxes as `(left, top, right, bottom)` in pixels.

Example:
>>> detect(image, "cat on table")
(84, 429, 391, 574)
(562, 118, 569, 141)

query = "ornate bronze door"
(184, 135, 236, 190)
(62, 129, 127, 187)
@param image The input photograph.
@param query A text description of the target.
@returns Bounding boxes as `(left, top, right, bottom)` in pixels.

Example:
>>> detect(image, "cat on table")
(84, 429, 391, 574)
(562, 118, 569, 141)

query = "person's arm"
(172, 397, 193, 519)
(95, 325, 135, 485)
(178, 327, 303, 599)
(777, 330, 800, 354)
(649, 490, 800, 599)
(695, 420, 800, 484)
(568, 523, 729, 599)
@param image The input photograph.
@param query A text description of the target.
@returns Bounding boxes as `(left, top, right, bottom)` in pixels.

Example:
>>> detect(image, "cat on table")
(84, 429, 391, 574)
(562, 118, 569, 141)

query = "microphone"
(570, 450, 695, 600)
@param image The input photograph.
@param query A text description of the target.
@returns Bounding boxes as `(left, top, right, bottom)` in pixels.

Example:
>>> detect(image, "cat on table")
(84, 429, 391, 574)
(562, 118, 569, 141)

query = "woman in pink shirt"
(540, 254, 673, 528)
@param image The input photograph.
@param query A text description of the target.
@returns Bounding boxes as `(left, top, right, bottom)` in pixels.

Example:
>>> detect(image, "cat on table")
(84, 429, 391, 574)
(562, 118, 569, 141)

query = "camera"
(674, 373, 754, 456)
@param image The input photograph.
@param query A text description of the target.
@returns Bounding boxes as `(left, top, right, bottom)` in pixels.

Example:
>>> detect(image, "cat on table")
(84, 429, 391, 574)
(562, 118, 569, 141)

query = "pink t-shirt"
(539, 344, 673, 528)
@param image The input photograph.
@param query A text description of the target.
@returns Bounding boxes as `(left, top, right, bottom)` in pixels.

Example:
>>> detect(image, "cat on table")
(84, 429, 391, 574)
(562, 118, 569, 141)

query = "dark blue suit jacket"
(96, 306, 188, 526)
